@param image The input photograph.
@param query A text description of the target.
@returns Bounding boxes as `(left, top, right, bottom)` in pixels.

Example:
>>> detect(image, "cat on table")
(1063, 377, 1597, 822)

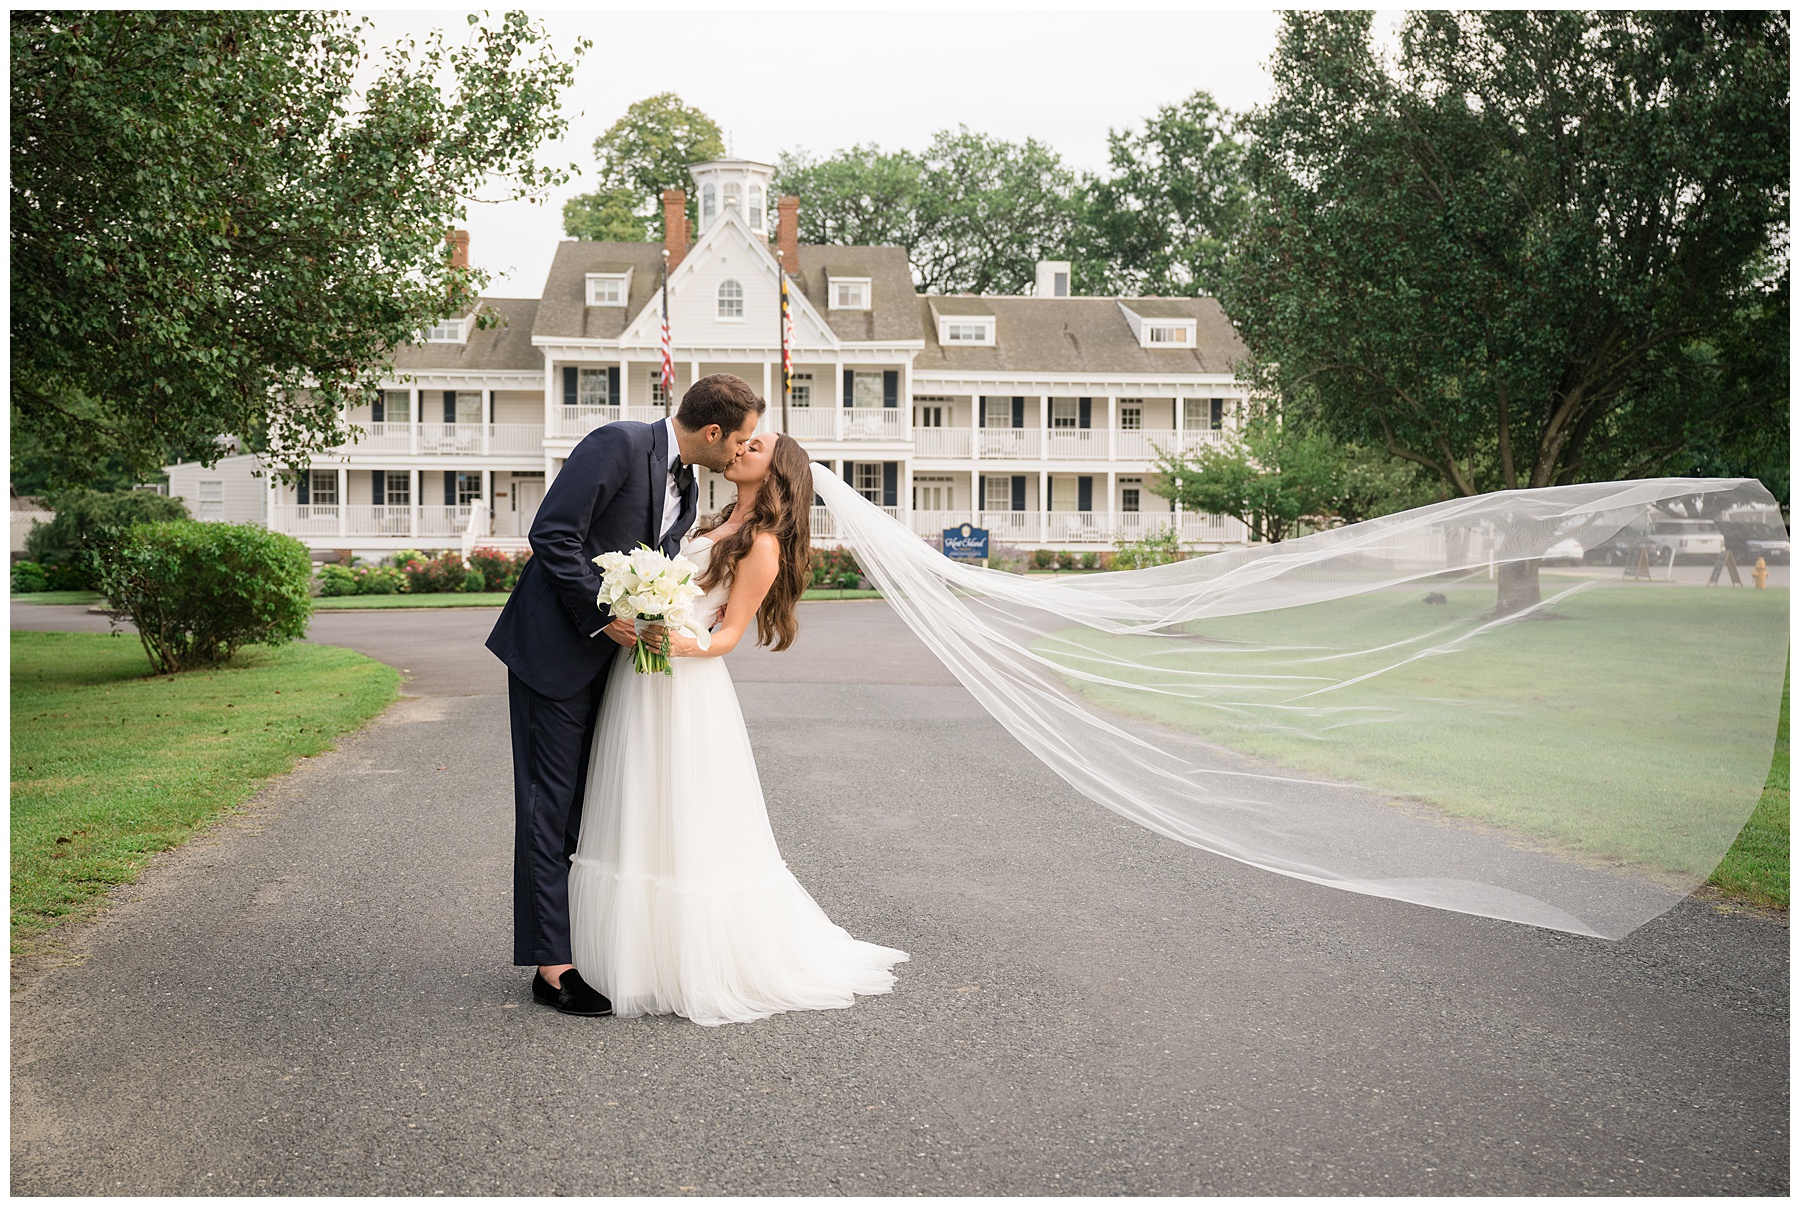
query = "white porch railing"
(809, 503, 899, 541)
(271, 505, 341, 536)
(344, 422, 412, 453)
(342, 505, 414, 536)
(976, 428, 1041, 459)
(333, 422, 545, 455)
(1115, 428, 1227, 460)
(271, 504, 476, 539)
(1045, 430, 1105, 460)
(785, 408, 839, 441)
(913, 428, 972, 459)
(841, 407, 904, 441)
(557, 405, 620, 438)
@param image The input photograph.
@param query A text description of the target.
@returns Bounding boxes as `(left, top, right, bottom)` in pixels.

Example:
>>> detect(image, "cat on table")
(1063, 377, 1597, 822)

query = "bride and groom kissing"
(485, 372, 907, 1027)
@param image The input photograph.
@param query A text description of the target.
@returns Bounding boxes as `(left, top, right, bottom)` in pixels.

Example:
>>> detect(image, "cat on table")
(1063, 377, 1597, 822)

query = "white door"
(515, 480, 545, 536)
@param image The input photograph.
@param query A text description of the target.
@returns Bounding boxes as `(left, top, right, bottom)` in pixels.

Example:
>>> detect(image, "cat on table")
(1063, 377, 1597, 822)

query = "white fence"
(270, 504, 473, 539)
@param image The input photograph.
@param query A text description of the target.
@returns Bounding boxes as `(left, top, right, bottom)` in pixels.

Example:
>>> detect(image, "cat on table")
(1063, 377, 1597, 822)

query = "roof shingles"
(914, 296, 1247, 375)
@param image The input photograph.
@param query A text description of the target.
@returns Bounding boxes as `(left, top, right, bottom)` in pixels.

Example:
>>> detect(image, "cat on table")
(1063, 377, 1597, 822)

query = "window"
(854, 462, 883, 505)
(851, 371, 884, 407)
(723, 182, 740, 218)
(1147, 324, 1190, 345)
(650, 374, 667, 408)
(984, 396, 1014, 427)
(1184, 398, 1217, 430)
(717, 279, 744, 320)
(307, 470, 338, 506)
(702, 184, 716, 227)
(831, 278, 871, 310)
(456, 472, 482, 507)
(452, 391, 483, 425)
(425, 317, 465, 343)
(197, 480, 224, 521)
(578, 369, 611, 407)
(585, 273, 627, 306)
(749, 185, 764, 230)
(916, 405, 944, 427)
(379, 390, 411, 425)
(943, 320, 993, 344)
(984, 475, 1012, 511)
(1050, 398, 1078, 429)
(1121, 479, 1141, 513)
(914, 476, 953, 511)
(1054, 270, 1069, 296)
(383, 472, 411, 507)
(1120, 401, 1143, 430)
(790, 371, 812, 407)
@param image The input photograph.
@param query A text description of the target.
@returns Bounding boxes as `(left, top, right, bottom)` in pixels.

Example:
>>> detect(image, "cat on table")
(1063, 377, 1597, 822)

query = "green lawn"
(11, 632, 400, 954)
(1709, 675, 1789, 907)
(11, 590, 104, 606)
(802, 588, 884, 601)
(311, 592, 514, 609)
(1053, 582, 1788, 899)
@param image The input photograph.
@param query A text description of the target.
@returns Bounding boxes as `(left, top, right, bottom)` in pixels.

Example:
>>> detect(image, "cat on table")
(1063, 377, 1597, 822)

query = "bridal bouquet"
(594, 545, 711, 674)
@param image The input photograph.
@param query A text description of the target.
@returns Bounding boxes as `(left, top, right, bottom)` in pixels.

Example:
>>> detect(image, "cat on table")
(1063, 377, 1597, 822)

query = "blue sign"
(942, 523, 989, 560)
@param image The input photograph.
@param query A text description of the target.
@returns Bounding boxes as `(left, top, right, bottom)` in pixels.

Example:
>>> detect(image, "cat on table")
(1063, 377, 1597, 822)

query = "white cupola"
(689, 158, 777, 238)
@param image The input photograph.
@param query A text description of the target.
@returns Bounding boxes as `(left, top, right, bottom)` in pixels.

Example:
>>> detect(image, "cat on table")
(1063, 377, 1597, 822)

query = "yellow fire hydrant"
(1753, 557, 1768, 589)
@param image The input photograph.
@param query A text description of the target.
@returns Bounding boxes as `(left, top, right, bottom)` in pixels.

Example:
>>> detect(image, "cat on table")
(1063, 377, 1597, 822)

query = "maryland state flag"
(659, 258, 675, 409)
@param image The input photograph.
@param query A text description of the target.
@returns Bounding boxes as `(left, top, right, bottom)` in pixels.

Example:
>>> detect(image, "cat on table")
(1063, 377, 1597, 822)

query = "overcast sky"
(355, 7, 1403, 295)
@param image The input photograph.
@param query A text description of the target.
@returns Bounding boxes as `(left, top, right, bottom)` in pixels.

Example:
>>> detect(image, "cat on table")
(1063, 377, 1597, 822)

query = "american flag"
(659, 258, 674, 409)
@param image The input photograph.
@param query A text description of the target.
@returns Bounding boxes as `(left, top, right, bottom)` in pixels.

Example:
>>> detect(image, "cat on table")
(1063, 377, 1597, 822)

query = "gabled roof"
(392, 297, 542, 371)
(532, 242, 668, 341)
(790, 246, 923, 343)
(913, 295, 1248, 375)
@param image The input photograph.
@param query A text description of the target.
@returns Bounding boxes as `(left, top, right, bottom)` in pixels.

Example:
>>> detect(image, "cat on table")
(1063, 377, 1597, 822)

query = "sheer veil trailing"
(811, 467, 1787, 939)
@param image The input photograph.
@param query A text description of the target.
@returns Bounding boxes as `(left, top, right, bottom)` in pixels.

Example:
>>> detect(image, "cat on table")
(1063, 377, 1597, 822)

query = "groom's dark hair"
(676, 373, 766, 434)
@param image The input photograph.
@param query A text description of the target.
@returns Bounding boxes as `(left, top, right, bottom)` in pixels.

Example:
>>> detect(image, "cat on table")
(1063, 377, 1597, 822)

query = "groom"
(486, 373, 767, 1015)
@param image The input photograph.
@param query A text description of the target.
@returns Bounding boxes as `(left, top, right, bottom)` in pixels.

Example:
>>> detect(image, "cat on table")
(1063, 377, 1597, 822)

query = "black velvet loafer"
(531, 969, 613, 1017)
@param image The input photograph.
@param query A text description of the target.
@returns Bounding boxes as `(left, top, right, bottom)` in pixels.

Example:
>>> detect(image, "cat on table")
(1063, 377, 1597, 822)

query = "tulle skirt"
(568, 647, 907, 1026)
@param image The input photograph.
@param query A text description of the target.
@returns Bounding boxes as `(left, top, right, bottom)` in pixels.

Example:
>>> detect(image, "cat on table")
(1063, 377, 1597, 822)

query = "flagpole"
(660, 248, 672, 418)
(778, 253, 790, 433)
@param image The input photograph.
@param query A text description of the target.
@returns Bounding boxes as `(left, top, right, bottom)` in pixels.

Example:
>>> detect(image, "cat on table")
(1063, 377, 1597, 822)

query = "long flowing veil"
(811, 467, 1787, 939)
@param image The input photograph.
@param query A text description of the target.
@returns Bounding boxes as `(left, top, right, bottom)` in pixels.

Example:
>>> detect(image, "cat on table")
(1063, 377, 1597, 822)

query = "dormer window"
(1147, 324, 1191, 346)
(1119, 301, 1197, 349)
(425, 317, 467, 343)
(585, 272, 630, 307)
(831, 277, 871, 310)
(748, 185, 764, 231)
(940, 318, 995, 346)
(717, 279, 744, 320)
(701, 184, 716, 228)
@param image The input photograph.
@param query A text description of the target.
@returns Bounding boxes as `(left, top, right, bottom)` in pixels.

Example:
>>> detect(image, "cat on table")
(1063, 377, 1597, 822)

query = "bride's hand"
(662, 629, 705, 658)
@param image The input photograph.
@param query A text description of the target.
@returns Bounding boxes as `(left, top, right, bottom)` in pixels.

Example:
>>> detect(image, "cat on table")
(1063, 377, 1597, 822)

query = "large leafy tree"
(777, 127, 1081, 294)
(1074, 91, 1249, 297)
(561, 92, 724, 242)
(1222, 11, 1789, 610)
(12, 10, 585, 487)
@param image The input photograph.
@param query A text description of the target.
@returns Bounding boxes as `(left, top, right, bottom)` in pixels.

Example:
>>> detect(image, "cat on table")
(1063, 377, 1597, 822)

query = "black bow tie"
(670, 460, 694, 494)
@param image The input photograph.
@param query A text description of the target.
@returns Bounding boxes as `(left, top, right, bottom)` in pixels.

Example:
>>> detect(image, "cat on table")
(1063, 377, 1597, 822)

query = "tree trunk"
(1494, 558, 1543, 617)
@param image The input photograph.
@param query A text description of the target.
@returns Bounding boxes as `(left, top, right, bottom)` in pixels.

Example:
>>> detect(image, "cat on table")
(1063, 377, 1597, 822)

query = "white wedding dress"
(567, 533, 908, 1026)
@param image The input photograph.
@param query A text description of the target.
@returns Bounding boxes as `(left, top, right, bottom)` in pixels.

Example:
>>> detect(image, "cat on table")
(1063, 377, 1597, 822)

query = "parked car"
(1716, 521, 1791, 565)
(1643, 519, 1725, 563)
(1584, 532, 1654, 565)
(1541, 538, 1585, 566)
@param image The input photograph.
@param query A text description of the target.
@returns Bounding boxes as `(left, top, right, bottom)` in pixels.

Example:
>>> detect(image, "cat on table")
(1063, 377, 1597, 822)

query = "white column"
(1106, 395, 1117, 462)
(482, 468, 493, 535)
(901, 357, 914, 446)
(1106, 469, 1117, 537)
(482, 389, 492, 456)
(409, 469, 420, 539)
(265, 472, 279, 531)
(970, 393, 982, 462)
(761, 360, 772, 431)
(1171, 395, 1184, 531)
(834, 361, 845, 441)
(543, 357, 557, 440)
(1039, 468, 1049, 543)
(409, 386, 420, 455)
(900, 458, 913, 530)
(336, 467, 348, 539)
(1040, 394, 1050, 457)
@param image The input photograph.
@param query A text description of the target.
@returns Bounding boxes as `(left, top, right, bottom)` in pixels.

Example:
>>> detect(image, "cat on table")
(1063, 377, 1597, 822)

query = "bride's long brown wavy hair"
(694, 433, 813, 652)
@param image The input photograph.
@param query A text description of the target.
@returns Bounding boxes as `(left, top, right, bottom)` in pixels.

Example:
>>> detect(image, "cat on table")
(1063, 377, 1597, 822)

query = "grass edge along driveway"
(11, 631, 401, 958)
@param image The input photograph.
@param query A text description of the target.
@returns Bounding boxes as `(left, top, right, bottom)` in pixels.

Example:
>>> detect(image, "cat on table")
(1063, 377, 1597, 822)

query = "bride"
(567, 432, 907, 1026)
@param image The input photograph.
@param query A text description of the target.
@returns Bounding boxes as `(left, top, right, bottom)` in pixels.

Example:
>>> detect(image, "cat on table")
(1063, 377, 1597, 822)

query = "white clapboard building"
(168, 157, 1251, 559)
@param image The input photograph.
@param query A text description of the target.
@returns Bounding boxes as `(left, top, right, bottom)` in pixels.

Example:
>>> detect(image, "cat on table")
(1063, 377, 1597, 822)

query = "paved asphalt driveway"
(10, 600, 1789, 1195)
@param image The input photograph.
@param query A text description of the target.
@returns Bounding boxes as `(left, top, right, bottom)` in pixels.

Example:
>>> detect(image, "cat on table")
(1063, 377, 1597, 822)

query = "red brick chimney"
(448, 228, 470, 269)
(776, 196, 800, 276)
(662, 189, 689, 272)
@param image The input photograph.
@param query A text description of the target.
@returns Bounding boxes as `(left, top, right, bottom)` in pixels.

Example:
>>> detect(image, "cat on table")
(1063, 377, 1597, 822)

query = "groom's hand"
(601, 617, 637, 647)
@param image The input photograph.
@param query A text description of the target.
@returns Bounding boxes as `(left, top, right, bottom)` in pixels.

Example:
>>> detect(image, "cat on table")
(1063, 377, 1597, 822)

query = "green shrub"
(809, 545, 862, 588)
(462, 568, 486, 592)
(1113, 524, 1183, 570)
(402, 551, 471, 593)
(11, 560, 49, 593)
(1031, 548, 1057, 570)
(468, 546, 529, 591)
(25, 489, 190, 589)
(1080, 552, 1100, 570)
(315, 564, 357, 596)
(353, 565, 405, 595)
(94, 521, 314, 673)
(391, 549, 428, 568)
(1055, 550, 1081, 571)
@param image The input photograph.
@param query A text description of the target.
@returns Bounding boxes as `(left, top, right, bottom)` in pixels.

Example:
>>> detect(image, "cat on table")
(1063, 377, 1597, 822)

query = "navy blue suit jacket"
(486, 420, 695, 699)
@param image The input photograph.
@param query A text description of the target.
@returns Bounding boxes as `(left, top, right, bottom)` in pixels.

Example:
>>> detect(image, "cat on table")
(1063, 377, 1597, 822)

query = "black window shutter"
(979, 474, 988, 508)
(441, 391, 454, 424)
(1011, 475, 1025, 512)
(842, 461, 855, 484)
(1011, 397, 1024, 428)
(882, 370, 898, 408)
(443, 471, 454, 506)
(372, 394, 385, 424)
(297, 474, 310, 506)
(487, 390, 495, 424)
(1078, 476, 1093, 512)
(978, 396, 988, 428)
(372, 470, 385, 507)
(1078, 397, 1091, 429)
(1045, 477, 1054, 509)
(1211, 398, 1225, 428)
(563, 366, 577, 408)
(882, 462, 898, 507)
(843, 369, 855, 408)
(608, 367, 621, 407)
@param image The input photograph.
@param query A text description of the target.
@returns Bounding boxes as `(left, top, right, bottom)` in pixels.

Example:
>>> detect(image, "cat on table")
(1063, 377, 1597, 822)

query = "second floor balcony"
(333, 422, 545, 457)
